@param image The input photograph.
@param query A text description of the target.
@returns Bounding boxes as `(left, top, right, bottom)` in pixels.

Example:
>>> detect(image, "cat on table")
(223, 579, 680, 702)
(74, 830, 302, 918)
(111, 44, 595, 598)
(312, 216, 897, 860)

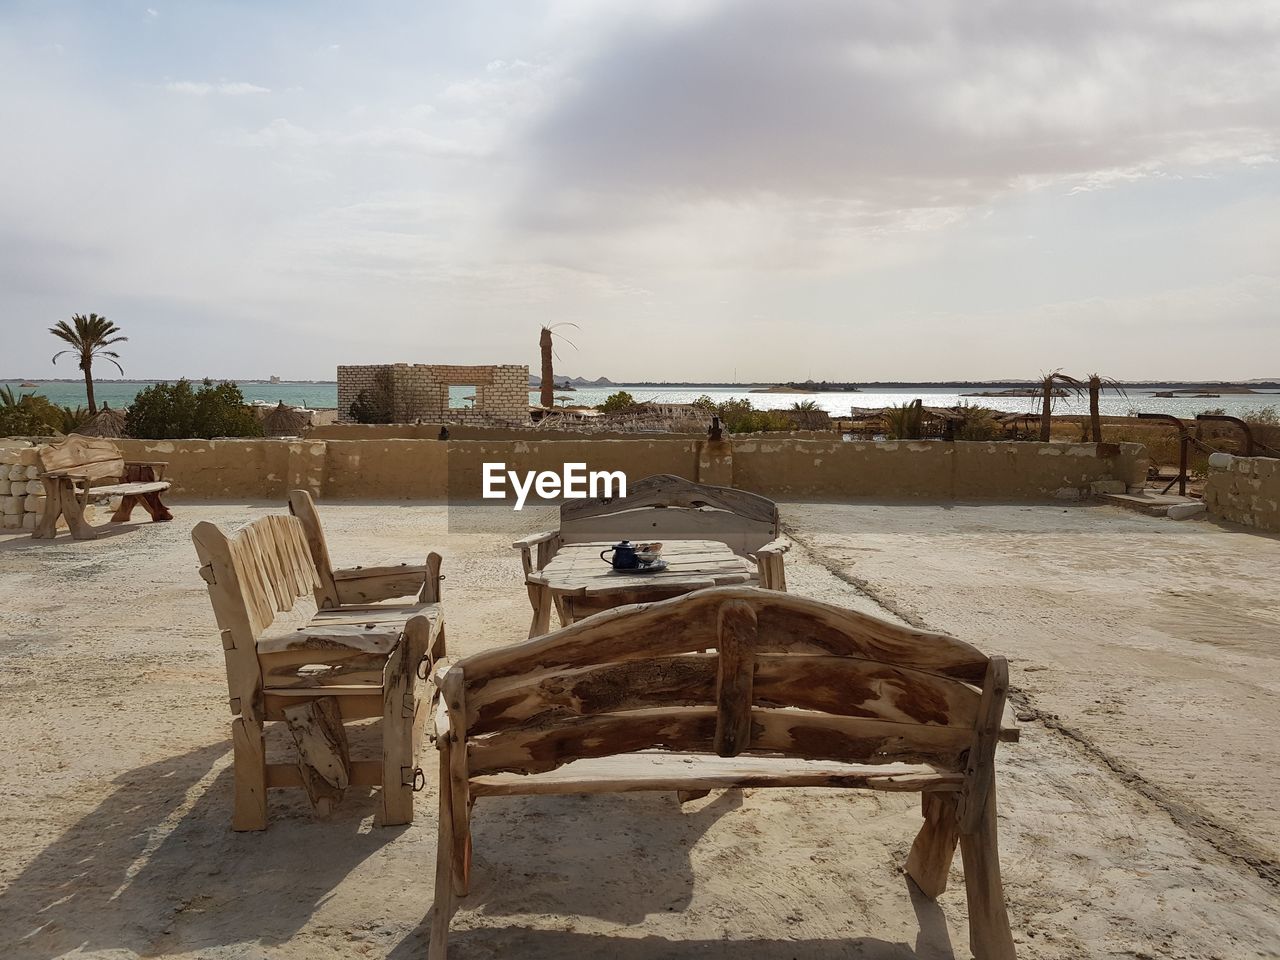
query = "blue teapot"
(600, 540, 640, 569)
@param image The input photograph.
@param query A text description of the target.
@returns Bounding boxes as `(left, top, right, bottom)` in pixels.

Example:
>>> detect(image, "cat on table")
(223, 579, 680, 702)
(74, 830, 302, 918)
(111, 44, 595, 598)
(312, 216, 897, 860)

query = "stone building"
(337, 363, 530, 424)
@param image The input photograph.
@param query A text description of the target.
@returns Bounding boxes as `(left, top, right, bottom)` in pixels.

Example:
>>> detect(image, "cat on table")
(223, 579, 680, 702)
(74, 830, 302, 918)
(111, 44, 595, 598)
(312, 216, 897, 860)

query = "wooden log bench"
(429, 586, 1019, 960)
(32, 434, 173, 540)
(514, 473, 791, 636)
(192, 492, 446, 830)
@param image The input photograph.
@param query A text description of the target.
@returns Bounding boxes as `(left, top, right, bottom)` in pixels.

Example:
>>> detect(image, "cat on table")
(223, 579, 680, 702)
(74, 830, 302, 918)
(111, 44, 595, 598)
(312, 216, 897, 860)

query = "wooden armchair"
(429, 586, 1018, 959)
(192, 506, 445, 830)
(513, 474, 790, 635)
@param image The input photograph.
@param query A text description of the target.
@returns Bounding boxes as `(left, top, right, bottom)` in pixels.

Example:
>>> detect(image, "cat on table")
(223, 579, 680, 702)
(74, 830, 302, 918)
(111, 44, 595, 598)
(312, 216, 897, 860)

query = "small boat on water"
(20, 381, 38, 387)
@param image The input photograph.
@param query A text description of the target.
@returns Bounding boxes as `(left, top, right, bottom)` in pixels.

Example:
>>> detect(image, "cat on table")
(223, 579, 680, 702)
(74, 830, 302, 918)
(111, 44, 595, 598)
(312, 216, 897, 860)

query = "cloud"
(512, 0, 1280, 241)
(165, 80, 270, 96)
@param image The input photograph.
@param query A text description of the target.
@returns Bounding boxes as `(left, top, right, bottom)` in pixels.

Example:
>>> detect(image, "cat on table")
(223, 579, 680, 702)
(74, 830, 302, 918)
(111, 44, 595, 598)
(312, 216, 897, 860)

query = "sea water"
(5, 380, 1278, 421)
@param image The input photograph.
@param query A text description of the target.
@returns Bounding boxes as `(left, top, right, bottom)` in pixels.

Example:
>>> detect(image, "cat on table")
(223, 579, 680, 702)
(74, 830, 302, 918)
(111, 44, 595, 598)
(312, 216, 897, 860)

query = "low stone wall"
(732, 439, 1146, 500)
(101, 437, 1145, 503)
(1204, 455, 1280, 533)
(309, 423, 706, 442)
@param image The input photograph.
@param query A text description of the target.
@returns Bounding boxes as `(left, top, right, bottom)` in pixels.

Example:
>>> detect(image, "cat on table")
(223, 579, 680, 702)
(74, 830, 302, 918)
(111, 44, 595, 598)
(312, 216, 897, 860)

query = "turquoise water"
(5, 380, 1278, 420)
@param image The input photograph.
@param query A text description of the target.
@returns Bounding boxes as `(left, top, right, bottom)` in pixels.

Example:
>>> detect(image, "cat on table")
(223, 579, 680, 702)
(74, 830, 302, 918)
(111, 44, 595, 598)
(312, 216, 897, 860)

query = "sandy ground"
(1, 500, 1278, 959)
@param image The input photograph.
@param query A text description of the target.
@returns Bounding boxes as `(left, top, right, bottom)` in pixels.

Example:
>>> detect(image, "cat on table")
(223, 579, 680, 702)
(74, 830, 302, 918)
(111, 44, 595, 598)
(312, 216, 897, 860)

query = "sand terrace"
(1, 502, 1278, 959)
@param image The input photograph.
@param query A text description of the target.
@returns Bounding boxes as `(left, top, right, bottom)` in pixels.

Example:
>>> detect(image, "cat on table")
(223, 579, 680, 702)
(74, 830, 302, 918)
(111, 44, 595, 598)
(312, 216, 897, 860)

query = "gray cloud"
(513, 0, 1280, 229)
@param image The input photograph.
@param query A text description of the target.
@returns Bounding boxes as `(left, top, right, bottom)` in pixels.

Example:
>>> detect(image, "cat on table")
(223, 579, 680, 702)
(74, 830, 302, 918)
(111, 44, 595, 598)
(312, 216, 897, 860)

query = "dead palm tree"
(1035, 369, 1086, 442)
(50, 313, 127, 415)
(1085, 373, 1127, 443)
(538, 323, 578, 409)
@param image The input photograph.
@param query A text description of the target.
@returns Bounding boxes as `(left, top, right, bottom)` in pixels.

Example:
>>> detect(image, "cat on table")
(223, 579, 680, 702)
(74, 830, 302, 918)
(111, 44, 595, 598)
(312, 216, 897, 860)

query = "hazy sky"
(3, 1, 1279, 382)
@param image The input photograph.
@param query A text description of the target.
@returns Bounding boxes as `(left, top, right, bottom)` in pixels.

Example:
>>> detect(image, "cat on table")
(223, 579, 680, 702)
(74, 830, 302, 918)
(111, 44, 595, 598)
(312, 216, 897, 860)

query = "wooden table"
(525, 540, 755, 636)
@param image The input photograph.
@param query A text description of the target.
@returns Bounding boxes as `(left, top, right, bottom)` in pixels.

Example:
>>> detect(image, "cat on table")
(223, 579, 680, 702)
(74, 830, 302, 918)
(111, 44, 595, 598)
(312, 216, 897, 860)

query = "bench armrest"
(753, 537, 791, 591)
(333, 563, 427, 605)
(512, 531, 562, 577)
(331, 552, 444, 605)
(755, 537, 791, 556)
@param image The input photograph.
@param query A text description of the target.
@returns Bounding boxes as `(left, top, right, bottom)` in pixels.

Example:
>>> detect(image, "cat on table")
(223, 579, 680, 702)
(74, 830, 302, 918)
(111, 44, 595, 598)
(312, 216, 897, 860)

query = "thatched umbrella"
(78, 402, 127, 438)
(263, 401, 307, 437)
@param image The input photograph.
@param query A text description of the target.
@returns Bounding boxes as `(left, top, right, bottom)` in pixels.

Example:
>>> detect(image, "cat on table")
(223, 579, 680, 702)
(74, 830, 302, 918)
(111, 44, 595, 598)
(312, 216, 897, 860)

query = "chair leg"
(143, 492, 174, 522)
(429, 745, 457, 960)
(527, 584, 552, 638)
(382, 670, 415, 826)
(64, 486, 96, 540)
(231, 717, 268, 831)
(111, 495, 139, 523)
(32, 479, 63, 539)
(906, 792, 960, 897)
(960, 785, 1017, 960)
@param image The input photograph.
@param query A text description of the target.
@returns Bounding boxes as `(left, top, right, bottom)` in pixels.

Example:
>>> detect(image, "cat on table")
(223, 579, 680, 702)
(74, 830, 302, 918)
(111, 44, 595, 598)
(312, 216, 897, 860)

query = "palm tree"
(1085, 373, 1127, 443)
(1035, 370, 1085, 442)
(537, 323, 578, 409)
(49, 313, 127, 415)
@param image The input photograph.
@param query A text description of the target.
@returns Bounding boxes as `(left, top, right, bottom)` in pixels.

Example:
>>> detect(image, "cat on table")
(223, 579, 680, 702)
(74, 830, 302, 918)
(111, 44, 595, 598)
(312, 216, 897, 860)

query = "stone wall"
(1204, 455, 1280, 533)
(731, 439, 1147, 500)
(336, 363, 529, 424)
(74, 437, 1146, 504)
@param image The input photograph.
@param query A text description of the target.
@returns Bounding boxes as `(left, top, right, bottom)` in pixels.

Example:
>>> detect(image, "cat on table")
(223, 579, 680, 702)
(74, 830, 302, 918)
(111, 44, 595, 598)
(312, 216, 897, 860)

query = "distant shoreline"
(4, 377, 1279, 391)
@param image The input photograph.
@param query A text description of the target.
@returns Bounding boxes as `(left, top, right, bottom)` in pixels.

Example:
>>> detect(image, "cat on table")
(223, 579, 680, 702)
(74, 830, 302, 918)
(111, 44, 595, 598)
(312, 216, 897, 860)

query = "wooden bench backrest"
(286, 490, 340, 607)
(447, 586, 1000, 782)
(559, 474, 780, 556)
(37, 434, 124, 483)
(192, 515, 321, 715)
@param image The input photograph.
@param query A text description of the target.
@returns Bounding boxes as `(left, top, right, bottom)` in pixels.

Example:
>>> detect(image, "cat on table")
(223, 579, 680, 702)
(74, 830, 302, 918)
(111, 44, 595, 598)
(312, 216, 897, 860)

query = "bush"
(348, 368, 394, 423)
(0, 388, 61, 436)
(125, 379, 263, 439)
(597, 391, 637, 414)
(954, 403, 1001, 441)
(884, 400, 924, 440)
(692, 394, 793, 433)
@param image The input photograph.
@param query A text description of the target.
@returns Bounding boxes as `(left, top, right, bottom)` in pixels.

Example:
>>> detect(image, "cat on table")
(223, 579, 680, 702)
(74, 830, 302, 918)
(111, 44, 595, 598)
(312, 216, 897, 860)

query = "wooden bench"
(514, 474, 790, 635)
(192, 500, 446, 831)
(428, 586, 1018, 960)
(33, 434, 173, 540)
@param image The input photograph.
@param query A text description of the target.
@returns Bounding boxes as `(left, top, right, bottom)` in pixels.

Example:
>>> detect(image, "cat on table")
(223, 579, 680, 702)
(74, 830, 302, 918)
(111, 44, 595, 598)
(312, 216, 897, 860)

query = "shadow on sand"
(0, 743, 402, 959)
(389, 789, 958, 960)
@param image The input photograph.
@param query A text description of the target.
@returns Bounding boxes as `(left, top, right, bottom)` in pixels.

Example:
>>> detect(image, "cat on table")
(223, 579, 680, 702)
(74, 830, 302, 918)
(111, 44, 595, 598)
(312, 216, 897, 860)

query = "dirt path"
(1, 503, 1278, 959)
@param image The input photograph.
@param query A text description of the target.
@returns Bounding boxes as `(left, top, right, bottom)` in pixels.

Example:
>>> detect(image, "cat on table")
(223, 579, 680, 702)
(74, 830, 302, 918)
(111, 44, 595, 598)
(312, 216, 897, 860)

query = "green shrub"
(885, 400, 924, 440)
(597, 391, 637, 414)
(955, 403, 1001, 441)
(0, 387, 61, 435)
(125, 379, 263, 439)
(691, 395, 793, 433)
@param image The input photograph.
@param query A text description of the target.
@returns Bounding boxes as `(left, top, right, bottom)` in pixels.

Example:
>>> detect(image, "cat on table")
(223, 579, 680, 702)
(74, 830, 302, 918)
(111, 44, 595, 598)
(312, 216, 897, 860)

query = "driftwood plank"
(462, 587, 990, 688)
(470, 753, 962, 797)
(284, 697, 351, 815)
(714, 601, 756, 757)
(466, 706, 972, 777)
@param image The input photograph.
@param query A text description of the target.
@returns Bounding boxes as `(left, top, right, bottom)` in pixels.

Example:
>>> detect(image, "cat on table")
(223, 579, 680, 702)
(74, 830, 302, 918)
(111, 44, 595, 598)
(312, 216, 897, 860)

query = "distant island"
(750, 381, 863, 394)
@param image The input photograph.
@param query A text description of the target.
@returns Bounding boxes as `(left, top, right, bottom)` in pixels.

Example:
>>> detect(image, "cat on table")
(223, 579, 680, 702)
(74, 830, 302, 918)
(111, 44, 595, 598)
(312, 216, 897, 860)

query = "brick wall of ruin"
(337, 363, 529, 423)
(1204, 455, 1280, 533)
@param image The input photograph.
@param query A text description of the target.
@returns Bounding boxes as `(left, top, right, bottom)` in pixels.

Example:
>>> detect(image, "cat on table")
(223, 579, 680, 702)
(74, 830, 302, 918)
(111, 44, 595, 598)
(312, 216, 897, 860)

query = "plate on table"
(614, 559, 668, 574)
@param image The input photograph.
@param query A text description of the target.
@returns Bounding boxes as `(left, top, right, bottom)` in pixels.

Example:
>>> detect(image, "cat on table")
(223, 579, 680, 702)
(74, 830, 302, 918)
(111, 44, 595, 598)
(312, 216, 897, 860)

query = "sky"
(2, 0, 1279, 383)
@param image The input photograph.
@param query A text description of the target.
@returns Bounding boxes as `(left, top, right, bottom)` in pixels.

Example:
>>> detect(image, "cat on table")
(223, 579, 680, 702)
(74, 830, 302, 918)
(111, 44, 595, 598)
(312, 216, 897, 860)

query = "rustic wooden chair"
(32, 434, 172, 540)
(513, 474, 790, 635)
(428, 586, 1018, 960)
(192, 507, 445, 830)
